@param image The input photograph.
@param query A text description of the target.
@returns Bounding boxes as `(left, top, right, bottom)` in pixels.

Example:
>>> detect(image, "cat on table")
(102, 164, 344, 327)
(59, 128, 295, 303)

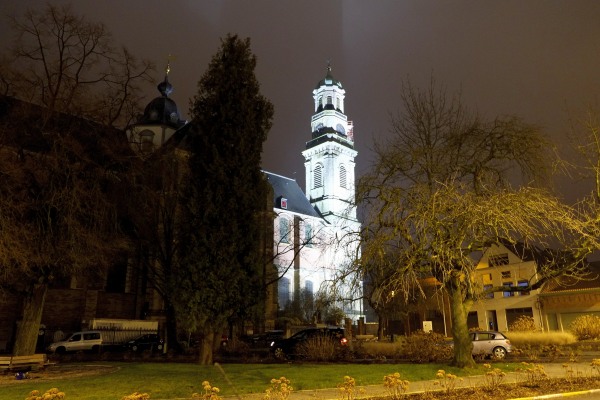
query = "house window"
(467, 311, 479, 329)
(506, 307, 534, 328)
(518, 280, 530, 295)
(279, 218, 290, 243)
(503, 282, 514, 297)
(305, 223, 312, 247)
(278, 276, 291, 309)
(339, 165, 347, 188)
(489, 253, 510, 267)
(483, 284, 494, 299)
(314, 164, 323, 188)
(501, 270, 512, 279)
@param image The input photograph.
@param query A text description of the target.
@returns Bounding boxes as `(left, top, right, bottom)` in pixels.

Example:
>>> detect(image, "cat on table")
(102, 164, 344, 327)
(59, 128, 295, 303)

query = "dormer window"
(489, 253, 509, 267)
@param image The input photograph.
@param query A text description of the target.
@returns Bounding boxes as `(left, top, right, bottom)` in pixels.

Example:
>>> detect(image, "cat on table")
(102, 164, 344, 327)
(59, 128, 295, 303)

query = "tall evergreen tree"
(175, 34, 273, 364)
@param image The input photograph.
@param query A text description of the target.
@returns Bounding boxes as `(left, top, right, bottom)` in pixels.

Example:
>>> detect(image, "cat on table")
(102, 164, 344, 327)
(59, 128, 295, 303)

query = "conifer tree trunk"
(198, 328, 215, 365)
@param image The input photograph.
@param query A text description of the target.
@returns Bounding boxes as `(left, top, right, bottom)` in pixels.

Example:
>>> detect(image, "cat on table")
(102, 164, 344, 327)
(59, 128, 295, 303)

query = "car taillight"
(340, 337, 348, 345)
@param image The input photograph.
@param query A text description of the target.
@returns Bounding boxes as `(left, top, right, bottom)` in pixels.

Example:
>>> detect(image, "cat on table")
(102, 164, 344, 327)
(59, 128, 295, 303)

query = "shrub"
(192, 381, 222, 400)
(507, 331, 576, 347)
(25, 388, 65, 400)
(337, 375, 364, 400)
(383, 372, 410, 399)
(297, 334, 342, 361)
(569, 315, 600, 340)
(509, 315, 538, 332)
(402, 331, 452, 363)
(354, 340, 403, 360)
(263, 376, 293, 400)
(433, 370, 462, 395)
(482, 363, 506, 391)
(121, 393, 150, 400)
(516, 362, 547, 387)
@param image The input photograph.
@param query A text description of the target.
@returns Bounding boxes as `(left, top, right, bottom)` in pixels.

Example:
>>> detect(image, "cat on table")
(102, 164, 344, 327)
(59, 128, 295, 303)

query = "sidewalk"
(223, 363, 600, 400)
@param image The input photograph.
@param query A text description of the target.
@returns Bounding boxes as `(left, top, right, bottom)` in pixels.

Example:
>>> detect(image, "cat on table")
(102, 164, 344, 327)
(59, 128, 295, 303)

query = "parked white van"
(46, 330, 103, 353)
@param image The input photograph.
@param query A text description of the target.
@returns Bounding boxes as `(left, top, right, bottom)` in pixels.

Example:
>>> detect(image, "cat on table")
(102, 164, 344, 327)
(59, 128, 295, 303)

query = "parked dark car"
(124, 334, 164, 353)
(244, 330, 285, 348)
(269, 327, 348, 359)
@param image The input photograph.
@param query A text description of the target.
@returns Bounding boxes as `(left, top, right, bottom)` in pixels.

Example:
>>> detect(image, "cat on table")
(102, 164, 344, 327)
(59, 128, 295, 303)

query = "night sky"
(2, 1, 600, 203)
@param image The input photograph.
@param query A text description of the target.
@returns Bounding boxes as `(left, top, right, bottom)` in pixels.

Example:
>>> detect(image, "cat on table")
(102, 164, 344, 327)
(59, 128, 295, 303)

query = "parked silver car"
(470, 330, 513, 359)
(46, 330, 103, 353)
(448, 330, 513, 359)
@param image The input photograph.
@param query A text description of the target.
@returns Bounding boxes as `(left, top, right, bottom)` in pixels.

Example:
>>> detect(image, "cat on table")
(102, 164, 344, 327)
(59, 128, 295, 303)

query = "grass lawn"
(0, 361, 521, 400)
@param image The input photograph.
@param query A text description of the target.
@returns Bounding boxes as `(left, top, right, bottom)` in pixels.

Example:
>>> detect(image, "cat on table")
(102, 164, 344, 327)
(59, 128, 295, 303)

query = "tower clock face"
(336, 124, 346, 135)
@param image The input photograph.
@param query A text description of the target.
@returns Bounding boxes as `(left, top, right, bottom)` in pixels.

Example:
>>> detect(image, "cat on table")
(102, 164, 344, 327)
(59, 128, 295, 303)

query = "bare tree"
(356, 77, 592, 368)
(0, 98, 132, 355)
(567, 109, 600, 256)
(3, 3, 153, 127)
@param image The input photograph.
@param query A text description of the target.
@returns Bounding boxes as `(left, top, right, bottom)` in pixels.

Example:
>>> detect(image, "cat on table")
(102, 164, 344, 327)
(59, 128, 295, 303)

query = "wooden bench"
(0, 354, 48, 373)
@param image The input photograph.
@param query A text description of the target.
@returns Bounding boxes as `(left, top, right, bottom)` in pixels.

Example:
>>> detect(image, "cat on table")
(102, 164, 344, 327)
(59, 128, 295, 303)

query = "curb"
(508, 388, 600, 400)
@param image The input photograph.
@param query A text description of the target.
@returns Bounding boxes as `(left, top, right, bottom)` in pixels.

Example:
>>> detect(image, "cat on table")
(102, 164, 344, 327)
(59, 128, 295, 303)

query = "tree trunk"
(448, 275, 475, 368)
(13, 283, 47, 356)
(164, 302, 183, 353)
(377, 314, 385, 341)
(198, 329, 215, 365)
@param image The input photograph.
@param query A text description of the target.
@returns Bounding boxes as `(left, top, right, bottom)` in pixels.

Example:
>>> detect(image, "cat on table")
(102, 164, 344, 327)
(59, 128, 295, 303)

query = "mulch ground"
(0, 363, 120, 385)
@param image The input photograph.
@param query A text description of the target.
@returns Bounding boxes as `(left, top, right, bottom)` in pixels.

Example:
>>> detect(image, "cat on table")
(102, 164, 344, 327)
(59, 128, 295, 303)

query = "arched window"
(339, 165, 347, 188)
(305, 223, 312, 247)
(327, 96, 332, 104)
(314, 164, 323, 188)
(279, 218, 290, 243)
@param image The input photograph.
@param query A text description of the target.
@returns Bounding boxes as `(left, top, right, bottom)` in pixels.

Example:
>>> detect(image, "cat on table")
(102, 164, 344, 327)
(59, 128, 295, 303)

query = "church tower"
(302, 65, 358, 225)
(126, 62, 186, 155)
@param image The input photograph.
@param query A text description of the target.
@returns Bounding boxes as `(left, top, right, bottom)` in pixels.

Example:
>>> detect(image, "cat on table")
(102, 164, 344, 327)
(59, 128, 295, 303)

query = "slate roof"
(263, 171, 322, 219)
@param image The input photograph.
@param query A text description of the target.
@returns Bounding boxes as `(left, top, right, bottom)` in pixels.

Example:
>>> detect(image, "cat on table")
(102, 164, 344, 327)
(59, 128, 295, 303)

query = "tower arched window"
(314, 164, 323, 188)
(339, 165, 347, 188)
(327, 96, 332, 104)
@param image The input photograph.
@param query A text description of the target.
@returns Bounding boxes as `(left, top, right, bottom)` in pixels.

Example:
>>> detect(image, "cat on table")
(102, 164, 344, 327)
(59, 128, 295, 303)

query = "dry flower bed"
(399, 377, 599, 400)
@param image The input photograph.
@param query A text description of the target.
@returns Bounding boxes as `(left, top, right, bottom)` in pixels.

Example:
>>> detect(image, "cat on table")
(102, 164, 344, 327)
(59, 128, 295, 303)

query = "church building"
(127, 65, 363, 327)
(265, 66, 362, 322)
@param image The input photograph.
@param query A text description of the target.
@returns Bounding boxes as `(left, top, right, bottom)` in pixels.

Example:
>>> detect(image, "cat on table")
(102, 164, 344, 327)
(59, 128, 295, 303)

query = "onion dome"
(139, 75, 183, 129)
(316, 65, 343, 89)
